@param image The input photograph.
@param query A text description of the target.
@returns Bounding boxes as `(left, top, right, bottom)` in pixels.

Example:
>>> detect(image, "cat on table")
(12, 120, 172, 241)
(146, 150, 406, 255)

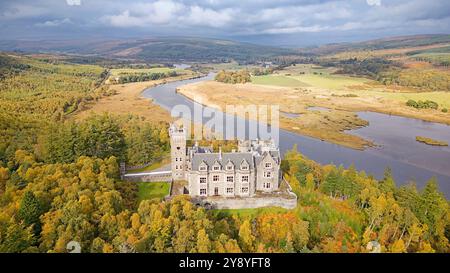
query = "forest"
(320, 56, 450, 92)
(116, 71, 178, 84)
(0, 146, 448, 253)
(215, 70, 251, 84)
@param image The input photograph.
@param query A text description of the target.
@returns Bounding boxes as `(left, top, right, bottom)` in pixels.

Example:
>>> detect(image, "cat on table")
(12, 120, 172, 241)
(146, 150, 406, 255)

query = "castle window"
(241, 166, 248, 170)
(199, 166, 207, 171)
(199, 177, 207, 184)
(226, 188, 234, 194)
(265, 162, 272, 168)
(175, 165, 178, 170)
(264, 182, 271, 189)
(177, 147, 180, 150)
(264, 171, 272, 178)
(176, 158, 178, 162)
(241, 187, 249, 194)
(241, 175, 249, 183)
(213, 166, 220, 171)
(200, 189, 207, 196)
(226, 176, 234, 183)
(227, 165, 233, 170)
(213, 175, 219, 182)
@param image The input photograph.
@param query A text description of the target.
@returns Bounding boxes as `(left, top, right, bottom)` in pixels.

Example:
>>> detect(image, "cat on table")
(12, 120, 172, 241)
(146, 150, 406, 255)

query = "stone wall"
(123, 172, 172, 182)
(192, 193, 297, 210)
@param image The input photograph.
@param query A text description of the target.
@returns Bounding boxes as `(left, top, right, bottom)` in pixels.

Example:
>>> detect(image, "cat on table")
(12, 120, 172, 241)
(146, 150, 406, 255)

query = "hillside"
(302, 34, 450, 55)
(0, 37, 296, 63)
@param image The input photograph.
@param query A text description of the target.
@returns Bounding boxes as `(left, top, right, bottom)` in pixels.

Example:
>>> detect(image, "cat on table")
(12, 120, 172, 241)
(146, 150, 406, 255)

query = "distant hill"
(1, 34, 449, 62)
(301, 34, 450, 55)
(0, 37, 296, 63)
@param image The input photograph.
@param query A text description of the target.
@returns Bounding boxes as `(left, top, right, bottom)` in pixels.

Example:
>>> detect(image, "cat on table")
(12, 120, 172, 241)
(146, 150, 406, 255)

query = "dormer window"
(226, 161, 234, 171)
(212, 160, 221, 171)
(240, 160, 249, 170)
(199, 161, 208, 171)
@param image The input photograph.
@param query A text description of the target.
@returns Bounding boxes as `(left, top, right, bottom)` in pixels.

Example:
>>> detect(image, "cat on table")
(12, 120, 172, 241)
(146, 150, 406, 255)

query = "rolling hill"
(301, 34, 450, 55)
(0, 37, 296, 63)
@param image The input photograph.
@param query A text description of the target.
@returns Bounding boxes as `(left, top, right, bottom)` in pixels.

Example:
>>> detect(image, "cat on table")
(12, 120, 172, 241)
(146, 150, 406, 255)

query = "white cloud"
(367, 0, 381, 6)
(182, 6, 234, 27)
(66, 0, 81, 6)
(36, 18, 72, 27)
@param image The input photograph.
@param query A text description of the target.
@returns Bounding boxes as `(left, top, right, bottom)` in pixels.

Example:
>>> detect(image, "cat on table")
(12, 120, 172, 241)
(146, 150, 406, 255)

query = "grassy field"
(252, 75, 308, 87)
(137, 182, 170, 202)
(74, 74, 197, 123)
(252, 64, 370, 90)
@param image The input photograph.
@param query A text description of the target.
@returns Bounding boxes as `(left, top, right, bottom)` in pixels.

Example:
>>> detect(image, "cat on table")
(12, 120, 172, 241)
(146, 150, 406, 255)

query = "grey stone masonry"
(169, 123, 284, 201)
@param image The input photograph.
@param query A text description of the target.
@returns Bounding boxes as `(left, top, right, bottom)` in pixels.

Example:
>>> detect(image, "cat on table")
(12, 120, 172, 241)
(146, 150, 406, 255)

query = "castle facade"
(169, 124, 281, 198)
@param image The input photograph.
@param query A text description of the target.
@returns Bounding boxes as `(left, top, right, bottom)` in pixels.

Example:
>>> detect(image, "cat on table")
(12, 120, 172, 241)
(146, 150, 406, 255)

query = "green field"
(137, 182, 170, 202)
(289, 74, 369, 90)
(252, 65, 370, 90)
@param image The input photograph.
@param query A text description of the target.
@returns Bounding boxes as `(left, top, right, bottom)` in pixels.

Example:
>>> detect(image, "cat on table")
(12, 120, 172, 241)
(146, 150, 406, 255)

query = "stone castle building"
(169, 123, 281, 198)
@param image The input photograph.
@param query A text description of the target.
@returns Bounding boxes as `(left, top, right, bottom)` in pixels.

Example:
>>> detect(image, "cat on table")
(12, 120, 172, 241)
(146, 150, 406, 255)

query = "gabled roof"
(191, 152, 255, 171)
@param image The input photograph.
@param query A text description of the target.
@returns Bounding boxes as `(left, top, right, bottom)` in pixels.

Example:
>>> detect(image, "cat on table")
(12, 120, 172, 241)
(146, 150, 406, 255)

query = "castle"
(169, 123, 281, 198)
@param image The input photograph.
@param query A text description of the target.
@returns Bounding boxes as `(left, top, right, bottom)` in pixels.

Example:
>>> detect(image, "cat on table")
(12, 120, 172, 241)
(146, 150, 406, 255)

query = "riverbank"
(177, 80, 373, 150)
(73, 74, 201, 123)
(177, 79, 450, 150)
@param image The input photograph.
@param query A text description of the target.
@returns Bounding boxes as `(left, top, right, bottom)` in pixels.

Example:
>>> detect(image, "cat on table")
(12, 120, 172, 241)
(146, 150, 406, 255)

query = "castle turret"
(169, 123, 187, 180)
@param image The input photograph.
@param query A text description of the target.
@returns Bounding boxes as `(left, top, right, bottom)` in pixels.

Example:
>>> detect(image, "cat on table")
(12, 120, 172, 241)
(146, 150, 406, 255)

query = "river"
(142, 74, 450, 197)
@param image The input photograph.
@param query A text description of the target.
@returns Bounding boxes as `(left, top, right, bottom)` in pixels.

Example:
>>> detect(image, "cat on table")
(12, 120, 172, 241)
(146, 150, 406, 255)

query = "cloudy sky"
(1, 0, 449, 46)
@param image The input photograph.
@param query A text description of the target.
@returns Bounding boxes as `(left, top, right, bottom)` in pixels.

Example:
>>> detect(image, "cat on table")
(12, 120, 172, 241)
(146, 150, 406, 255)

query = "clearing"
(137, 182, 171, 202)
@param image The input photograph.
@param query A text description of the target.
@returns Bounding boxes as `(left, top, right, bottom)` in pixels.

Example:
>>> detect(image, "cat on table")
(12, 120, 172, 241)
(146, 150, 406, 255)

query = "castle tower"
(169, 123, 187, 180)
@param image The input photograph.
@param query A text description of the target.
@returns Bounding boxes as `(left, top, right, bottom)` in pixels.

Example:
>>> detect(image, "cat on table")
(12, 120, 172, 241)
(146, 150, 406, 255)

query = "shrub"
(406, 99, 438, 110)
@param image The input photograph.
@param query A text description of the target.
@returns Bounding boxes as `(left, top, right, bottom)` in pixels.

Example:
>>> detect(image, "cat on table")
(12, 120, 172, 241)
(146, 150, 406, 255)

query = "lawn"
(137, 182, 170, 202)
